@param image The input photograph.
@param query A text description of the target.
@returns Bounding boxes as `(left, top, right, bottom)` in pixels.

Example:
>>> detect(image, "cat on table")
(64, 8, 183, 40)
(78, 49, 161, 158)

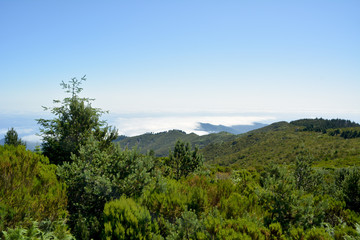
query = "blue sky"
(1, 1, 359, 137)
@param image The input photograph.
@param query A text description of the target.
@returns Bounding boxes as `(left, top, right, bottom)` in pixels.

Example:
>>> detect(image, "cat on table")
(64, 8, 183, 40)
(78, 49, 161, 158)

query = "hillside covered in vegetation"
(3, 78, 360, 240)
(114, 130, 237, 157)
(202, 120, 360, 169)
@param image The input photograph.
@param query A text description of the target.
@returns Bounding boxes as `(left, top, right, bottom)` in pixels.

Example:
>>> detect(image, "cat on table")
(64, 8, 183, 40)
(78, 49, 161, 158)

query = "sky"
(1, 0, 359, 139)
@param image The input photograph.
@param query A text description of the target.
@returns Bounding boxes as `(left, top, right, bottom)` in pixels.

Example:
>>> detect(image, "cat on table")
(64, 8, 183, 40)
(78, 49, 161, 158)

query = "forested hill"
(201, 119, 360, 169)
(114, 130, 237, 157)
(114, 118, 360, 162)
(291, 118, 360, 132)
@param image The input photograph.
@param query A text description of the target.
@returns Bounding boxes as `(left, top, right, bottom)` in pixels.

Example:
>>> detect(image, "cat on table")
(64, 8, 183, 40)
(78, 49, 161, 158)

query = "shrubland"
(0, 144, 73, 239)
(2, 78, 360, 239)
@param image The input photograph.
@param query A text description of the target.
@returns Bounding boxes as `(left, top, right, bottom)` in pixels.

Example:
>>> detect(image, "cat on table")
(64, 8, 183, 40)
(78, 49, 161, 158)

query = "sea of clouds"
(5, 111, 359, 143)
(112, 115, 276, 136)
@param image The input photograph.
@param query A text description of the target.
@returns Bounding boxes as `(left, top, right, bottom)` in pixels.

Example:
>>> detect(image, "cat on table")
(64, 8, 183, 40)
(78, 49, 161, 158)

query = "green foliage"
(340, 128, 360, 139)
(268, 222, 285, 240)
(259, 166, 296, 229)
(4, 127, 25, 147)
(259, 166, 326, 231)
(188, 186, 209, 215)
(167, 210, 206, 240)
(1, 220, 74, 240)
(5, 107, 360, 240)
(289, 227, 305, 240)
(294, 154, 314, 191)
(304, 227, 332, 240)
(202, 209, 266, 240)
(58, 137, 155, 239)
(343, 223, 360, 240)
(337, 167, 360, 212)
(201, 208, 224, 238)
(37, 76, 117, 165)
(115, 130, 236, 157)
(293, 153, 326, 194)
(103, 196, 159, 240)
(327, 127, 360, 139)
(166, 140, 203, 180)
(141, 177, 187, 224)
(231, 169, 260, 195)
(202, 121, 360, 169)
(0, 145, 67, 232)
(290, 118, 360, 133)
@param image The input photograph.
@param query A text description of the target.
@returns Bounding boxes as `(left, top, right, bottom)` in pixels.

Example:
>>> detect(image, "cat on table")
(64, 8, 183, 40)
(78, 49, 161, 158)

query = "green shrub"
(103, 197, 158, 239)
(141, 178, 187, 223)
(220, 192, 248, 219)
(167, 210, 206, 240)
(226, 218, 266, 240)
(342, 167, 360, 212)
(1, 220, 74, 240)
(268, 222, 285, 240)
(231, 169, 260, 195)
(188, 186, 209, 215)
(0, 145, 67, 232)
(202, 209, 265, 240)
(305, 227, 332, 240)
(103, 196, 159, 240)
(289, 227, 305, 240)
(207, 179, 236, 207)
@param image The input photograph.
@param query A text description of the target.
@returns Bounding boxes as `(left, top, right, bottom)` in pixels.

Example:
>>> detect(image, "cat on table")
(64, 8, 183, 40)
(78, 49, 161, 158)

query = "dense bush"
(1, 220, 74, 240)
(141, 177, 188, 223)
(103, 196, 160, 240)
(58, 137, 155, 239)
(342, 167, 360, 212)
(0, 145, 67, 233)
(167, 210, 206, 240)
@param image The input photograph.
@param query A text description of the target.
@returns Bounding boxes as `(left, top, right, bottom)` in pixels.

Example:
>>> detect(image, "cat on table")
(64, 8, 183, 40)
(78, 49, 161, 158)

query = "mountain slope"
(201, 120, 360, 169)
(114, 130, 237, 157)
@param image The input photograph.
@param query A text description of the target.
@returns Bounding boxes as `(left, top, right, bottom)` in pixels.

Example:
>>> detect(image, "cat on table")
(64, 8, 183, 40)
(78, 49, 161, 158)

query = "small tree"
(37, 76, 117, 165)
(4, 128, 25, 147)
(58, 137, 155, 239)
(294, 154, 314, 192)
(166, 140, 203, 180)
(342, 167, 360, 212)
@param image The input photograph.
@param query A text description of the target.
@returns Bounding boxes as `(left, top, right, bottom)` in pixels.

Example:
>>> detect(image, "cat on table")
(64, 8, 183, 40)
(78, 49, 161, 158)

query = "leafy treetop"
(4, 128, 26, 147)
(37, 76, 117, 165)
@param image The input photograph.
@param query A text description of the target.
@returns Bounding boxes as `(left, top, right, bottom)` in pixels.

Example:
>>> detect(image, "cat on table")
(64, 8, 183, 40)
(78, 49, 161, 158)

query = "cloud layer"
(113, 115, 276, 137)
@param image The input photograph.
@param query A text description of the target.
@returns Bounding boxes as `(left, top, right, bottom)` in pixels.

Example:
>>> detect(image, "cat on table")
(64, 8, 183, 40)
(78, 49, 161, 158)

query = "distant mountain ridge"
(114, 122, 268, 156)
(115, 130, 237, 157)
(196, 122, 268, 134)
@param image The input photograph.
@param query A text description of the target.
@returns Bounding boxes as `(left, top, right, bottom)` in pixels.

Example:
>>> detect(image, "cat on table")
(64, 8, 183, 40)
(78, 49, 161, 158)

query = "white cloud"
(22, 134, 42, 143)
(114, 115, 276, 136)
(0, 129, 8, 135)
(0, 128, 35, 136)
